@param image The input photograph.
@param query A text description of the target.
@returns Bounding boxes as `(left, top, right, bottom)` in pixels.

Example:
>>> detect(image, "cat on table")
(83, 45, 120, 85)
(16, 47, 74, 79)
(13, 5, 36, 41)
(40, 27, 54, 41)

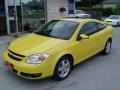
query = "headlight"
(27, 53, 50, 64)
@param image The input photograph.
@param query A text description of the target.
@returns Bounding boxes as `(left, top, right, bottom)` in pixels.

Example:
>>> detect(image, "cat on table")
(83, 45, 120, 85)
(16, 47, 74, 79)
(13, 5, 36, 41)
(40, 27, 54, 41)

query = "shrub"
(76, 7, 114, 17)
(102, 8, 114, 17)
(112, 4, 120, 15)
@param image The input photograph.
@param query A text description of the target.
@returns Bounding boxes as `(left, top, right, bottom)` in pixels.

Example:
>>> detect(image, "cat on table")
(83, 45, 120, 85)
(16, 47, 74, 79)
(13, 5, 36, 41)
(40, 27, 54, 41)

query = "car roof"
(109, 15, 120, 17)
(76, 10, 84, 11)
(54, 18, 100, 23)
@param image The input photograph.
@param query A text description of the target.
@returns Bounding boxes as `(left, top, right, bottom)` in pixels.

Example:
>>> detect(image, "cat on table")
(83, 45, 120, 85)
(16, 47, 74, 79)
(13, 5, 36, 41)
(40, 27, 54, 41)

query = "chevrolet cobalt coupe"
(3, 18, 113, 80)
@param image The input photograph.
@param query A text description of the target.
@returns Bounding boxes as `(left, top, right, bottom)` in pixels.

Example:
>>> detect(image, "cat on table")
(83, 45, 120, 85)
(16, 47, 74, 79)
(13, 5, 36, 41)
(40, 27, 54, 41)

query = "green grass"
(23, 13, 45, 19)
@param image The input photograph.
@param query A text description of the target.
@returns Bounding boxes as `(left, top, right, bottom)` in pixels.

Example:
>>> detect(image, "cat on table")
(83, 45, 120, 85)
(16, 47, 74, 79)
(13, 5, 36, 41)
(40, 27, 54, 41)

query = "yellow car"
(2, 18, 113, 80)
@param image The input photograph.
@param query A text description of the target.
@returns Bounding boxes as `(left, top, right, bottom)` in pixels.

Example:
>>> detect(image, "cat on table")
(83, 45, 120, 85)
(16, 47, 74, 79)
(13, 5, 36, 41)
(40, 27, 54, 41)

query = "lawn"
(23, 13, 45, 19)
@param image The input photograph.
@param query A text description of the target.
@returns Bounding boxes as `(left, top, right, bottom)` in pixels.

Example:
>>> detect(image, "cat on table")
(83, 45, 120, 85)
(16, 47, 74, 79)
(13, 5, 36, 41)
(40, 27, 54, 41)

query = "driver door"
(73, 21, 100, 64)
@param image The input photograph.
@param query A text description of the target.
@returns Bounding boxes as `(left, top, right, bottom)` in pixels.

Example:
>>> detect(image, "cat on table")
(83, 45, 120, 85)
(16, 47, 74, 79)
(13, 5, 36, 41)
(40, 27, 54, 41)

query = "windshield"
(76, 10, 85, 14)
(35, 20, 79, 40)
(108, 15, 120, 19)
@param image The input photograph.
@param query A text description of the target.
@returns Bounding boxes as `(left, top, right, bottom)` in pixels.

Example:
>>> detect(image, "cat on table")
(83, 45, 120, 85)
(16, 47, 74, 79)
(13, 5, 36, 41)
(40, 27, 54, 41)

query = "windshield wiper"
(35, 32, 55, 38)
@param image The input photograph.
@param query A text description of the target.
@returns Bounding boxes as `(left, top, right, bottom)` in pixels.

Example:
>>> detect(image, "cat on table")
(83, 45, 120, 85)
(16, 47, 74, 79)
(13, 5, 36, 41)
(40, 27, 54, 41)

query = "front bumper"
(105, 21, 118, 26)
(2, 51, 54, 79)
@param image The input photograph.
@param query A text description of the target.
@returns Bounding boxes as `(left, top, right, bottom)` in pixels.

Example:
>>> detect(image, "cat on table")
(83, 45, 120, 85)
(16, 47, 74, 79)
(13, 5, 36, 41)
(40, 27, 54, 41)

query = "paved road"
(0, 27, 120, 90)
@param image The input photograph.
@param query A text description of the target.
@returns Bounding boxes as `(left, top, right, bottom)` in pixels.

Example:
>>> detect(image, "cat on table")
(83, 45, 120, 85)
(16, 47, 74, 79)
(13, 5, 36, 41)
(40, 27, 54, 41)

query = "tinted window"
(108, 15, 119, 19)
(96, 22, 106, 31)
(80, 22, 98, 35)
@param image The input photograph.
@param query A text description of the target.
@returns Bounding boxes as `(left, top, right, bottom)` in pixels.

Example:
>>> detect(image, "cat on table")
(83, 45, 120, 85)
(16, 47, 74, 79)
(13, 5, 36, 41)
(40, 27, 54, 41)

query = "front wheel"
(54, 56, 72, 81)
(117, 22, 119, 26)
(102, 40, 112, 55)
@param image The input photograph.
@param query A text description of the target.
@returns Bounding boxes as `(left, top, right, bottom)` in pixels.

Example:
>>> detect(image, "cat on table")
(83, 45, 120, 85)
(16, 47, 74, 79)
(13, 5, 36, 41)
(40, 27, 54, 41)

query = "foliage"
(76, 6, 120, 17)
(23, 0, 44, 10)
(112, 4, 120, 15)
(76, 7, 103, 11)
(102, 8, 114, 16)
(23, 13, 44, 19)
(76, 0, 105, 7)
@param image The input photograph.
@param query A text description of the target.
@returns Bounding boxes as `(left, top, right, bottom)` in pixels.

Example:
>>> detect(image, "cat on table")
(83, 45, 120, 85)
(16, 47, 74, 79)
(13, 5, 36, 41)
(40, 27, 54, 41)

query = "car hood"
(75, 14, 89, 16)
(105, 19, 119, 22)
(9, 33, 66, 56)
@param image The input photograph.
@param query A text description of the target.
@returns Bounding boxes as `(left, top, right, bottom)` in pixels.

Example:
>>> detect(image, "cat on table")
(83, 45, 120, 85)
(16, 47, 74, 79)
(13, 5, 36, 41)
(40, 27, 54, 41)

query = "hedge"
(76, 7, 120, 17)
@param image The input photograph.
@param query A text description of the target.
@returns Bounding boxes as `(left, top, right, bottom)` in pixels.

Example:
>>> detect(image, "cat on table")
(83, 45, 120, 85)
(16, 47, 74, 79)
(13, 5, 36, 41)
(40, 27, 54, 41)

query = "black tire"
(118, 22, 120, 26)
(102, 39, 112, 55)
(117, 22, 119, 27)
(54, 56, 72, 81)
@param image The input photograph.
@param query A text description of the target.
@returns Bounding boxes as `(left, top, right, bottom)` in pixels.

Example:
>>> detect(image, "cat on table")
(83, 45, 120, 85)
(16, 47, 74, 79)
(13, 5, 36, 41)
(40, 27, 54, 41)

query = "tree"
(23, 0, 44, 10)
(112, 4, 120, 15)
(76, 0, 106, 7)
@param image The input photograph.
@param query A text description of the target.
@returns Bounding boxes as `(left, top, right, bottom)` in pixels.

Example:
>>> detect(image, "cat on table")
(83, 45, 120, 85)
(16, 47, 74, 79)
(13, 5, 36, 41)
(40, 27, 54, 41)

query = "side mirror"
(77, 34, 89, 41)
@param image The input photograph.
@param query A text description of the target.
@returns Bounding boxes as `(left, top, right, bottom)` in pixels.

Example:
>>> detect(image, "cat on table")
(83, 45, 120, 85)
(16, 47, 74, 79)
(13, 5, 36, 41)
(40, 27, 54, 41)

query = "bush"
(102, 8, 114, 17)
(76, 7, 102, 11)
(77, 5, 120, 17)
(76, 7, 114, 17)
(112, 4, 120, 15)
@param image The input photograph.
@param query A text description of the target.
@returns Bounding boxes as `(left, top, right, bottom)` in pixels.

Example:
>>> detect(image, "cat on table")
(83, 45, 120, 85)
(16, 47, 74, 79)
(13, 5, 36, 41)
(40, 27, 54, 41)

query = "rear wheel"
(102, 40, 112, 55)
(54, 56, 72, 81)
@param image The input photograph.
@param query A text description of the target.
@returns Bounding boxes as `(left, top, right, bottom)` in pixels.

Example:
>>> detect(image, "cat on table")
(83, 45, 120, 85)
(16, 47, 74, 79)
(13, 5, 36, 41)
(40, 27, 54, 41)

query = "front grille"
(9, 50, 25, 58)
(8, 53, 22, 61)
(8, 50, 26, 61)
(20, 72, 42, 78)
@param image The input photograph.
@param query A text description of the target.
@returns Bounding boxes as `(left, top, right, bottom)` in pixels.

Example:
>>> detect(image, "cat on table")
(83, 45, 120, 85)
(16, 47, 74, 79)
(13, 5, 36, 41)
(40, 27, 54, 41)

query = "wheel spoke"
(61, 70, 65, 77)
(106, 42, 111, 53)
(58, 59, 71, 78)
(62, 61, 66, 67)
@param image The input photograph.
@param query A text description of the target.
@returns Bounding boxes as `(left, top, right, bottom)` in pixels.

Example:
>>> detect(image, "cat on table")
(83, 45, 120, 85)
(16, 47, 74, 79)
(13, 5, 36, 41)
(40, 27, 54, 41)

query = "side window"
(80, 22, 98, 35)
(96, 23, 106, 31)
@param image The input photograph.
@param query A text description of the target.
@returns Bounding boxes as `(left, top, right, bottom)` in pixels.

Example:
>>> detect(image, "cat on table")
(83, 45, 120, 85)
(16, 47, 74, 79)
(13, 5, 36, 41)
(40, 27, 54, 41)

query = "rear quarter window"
(96, 23, 107, 31)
